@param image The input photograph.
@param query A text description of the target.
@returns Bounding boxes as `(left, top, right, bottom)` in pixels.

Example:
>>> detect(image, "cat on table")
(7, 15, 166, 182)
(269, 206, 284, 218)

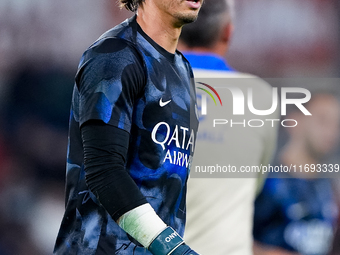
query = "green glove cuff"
(148, 227, 184, 255)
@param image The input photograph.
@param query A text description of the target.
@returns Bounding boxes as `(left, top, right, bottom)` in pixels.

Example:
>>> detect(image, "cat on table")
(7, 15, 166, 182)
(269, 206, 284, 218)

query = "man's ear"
(221, 22, 234, 44)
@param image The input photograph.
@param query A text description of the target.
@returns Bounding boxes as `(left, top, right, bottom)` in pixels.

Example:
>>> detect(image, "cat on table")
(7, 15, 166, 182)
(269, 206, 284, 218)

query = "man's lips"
(185, 0, 201, 9)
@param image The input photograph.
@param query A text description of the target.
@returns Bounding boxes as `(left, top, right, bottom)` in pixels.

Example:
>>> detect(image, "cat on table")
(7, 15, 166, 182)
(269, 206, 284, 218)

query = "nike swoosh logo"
(159, 98, 171, 107)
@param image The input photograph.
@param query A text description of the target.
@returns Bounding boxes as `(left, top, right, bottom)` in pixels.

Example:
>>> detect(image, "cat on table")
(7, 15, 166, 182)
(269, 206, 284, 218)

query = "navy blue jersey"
(253, 172, 338, 255)
(54, 15, 198, 255)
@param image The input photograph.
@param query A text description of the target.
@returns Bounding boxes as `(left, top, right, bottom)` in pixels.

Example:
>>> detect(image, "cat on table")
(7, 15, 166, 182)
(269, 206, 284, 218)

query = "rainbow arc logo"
(196, 82, 222, 115)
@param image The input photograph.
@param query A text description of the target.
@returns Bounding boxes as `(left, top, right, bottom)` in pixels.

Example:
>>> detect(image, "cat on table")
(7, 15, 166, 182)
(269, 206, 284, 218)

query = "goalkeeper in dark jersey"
(54, 0, 201, 254)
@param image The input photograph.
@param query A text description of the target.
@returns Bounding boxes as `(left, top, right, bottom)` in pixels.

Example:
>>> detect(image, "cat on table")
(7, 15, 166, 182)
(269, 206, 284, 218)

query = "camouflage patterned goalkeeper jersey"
(54, 15, 199, 255)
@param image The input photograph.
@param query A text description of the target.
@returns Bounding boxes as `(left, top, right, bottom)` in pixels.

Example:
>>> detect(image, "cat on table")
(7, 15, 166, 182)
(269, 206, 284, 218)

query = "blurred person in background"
(253, 92, 340, 255)
(0, 1, 114, 254)
(178, 0, 279, 254)
(0, 66, 74, 255)
(54, 0, 202, 253)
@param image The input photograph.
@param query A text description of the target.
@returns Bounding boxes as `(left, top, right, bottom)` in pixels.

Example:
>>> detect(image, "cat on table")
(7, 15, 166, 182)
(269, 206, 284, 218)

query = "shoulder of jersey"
(192, 69, 272, 90)
(193, 68, 279, 119)
(192, 68, 256, 79)
(86, 18, 135, 55)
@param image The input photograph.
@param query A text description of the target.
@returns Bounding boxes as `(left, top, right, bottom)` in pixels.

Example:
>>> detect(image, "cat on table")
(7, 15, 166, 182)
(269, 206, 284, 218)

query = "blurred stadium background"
(0, 0, 339, 254)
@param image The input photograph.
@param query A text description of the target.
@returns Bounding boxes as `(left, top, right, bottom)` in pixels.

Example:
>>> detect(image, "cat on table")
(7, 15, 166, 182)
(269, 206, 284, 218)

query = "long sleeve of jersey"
(81, 120, 147, 221)
(75, 37, 148, 221)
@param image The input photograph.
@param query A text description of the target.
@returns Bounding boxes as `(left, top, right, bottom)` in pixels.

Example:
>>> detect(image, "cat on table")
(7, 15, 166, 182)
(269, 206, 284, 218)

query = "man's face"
(153, 0, 203, 27)
(300, 95, 340, 159)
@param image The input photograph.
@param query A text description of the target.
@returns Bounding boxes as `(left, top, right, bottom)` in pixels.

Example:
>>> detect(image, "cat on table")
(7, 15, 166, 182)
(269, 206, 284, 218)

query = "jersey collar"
(182, 52, 234, 71)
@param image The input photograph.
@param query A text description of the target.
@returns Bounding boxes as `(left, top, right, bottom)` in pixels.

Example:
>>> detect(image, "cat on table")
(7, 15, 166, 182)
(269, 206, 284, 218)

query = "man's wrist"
(117, 204, 197, 255)
(117, 203, 167, 248)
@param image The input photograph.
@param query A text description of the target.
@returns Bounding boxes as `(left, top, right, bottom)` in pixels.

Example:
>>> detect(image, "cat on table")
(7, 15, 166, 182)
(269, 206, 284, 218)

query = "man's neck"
(280, 142, 319, 178)
(281, 142, 317, 166)
(136, 7, 182, 54)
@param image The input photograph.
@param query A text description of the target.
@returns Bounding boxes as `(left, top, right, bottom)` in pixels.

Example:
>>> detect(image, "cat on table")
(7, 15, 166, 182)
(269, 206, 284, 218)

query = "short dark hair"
(119, 0, 144, 12)
(180, 0, 232, 48)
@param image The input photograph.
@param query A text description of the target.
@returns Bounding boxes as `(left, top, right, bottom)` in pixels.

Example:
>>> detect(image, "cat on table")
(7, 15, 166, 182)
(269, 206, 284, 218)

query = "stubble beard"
(173, 12, 199, 27)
